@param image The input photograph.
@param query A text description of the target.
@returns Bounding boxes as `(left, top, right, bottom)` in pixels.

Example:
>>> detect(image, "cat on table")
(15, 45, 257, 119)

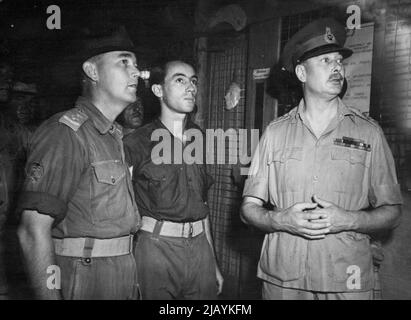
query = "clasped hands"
(277, 195, 353, 239)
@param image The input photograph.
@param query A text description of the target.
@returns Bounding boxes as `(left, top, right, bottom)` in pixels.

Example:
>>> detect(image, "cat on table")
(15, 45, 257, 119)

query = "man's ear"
(151, 84, 163, 98)
(295, 64, 306, 83)
(82, 61, 98, 82)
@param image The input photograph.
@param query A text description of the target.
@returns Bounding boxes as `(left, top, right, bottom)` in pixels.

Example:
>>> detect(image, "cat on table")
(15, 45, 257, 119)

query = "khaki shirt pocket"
(329, 148, 369, 194)
(140, 164, 180, 211)
(93, 160, 126, 185)
(91, 160, 127, 222)
(270, 147, 303, 192)
(331, 148, 368, 166)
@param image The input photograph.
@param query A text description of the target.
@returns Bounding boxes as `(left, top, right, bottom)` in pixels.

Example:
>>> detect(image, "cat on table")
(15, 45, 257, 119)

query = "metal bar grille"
(205, 35, 247, 284)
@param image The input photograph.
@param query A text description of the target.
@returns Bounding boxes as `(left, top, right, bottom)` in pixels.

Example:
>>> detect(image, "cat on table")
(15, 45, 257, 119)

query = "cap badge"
(324, 27, 336, 43)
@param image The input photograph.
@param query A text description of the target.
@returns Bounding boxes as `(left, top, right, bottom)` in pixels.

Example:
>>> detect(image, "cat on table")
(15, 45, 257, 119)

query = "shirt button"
(111, 177, 116, 183)
(313, 175, 318, 182)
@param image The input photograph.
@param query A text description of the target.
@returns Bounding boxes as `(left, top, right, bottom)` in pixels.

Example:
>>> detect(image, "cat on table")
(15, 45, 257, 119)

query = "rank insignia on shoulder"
(334, 136, 371, 152)
(59, 108, 88, 131)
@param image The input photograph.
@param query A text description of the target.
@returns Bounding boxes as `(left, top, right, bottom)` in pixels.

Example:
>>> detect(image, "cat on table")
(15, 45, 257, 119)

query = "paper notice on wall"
(253, 68, 271, 80)
(342, 23, 374, 114)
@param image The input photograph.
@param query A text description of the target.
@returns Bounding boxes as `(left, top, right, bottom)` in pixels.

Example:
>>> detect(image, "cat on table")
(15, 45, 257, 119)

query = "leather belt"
(53, 235, 133, 258)
(140, 216, 205, 238)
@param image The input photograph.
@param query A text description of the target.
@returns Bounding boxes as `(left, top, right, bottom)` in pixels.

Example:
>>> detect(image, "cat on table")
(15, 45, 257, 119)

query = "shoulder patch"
(58, 108, 88, 131)
(348, 107, 381, 128)
(26, 162, 44, 183)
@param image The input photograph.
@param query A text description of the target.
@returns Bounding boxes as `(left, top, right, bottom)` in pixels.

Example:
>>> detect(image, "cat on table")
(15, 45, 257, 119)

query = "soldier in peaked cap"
(241, 18, 402, 299)
(281, 17, 353, 73)
(17, 26, 142, 299)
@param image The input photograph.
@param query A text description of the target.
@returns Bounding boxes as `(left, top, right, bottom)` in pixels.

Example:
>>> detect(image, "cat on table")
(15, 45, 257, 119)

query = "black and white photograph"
(0, 0, 410, 308)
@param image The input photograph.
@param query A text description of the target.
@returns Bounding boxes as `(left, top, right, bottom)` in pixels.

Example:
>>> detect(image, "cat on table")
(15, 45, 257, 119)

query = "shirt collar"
(154, 116, 197, 132)
(75, 96, 123, 136)
(292, 97, 355, 124)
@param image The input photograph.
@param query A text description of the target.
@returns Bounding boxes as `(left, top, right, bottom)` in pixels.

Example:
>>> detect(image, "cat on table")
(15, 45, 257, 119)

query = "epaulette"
(58, 108, 88, 131)
(348, 107, 381, 129)
(267, 110, 294, 127)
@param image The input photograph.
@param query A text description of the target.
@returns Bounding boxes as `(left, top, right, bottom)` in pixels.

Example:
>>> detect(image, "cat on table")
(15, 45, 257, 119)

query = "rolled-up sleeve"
(368, 126, 402, 207)
(17, 121, 85, 223)
(243, 129, 271, 202)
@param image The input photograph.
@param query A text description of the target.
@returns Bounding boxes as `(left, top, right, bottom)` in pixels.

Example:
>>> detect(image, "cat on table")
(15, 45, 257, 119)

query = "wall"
(368, 0, 411, 298)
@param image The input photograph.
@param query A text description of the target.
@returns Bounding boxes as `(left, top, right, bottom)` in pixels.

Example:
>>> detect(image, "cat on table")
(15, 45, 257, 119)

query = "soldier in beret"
(241, 18, 402, 299)
(17, 26, 141, 299)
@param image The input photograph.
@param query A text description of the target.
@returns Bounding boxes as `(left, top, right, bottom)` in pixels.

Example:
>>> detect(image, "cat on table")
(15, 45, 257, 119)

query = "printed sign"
(253, 68, 271, 80)
(343, 22, 374, 114)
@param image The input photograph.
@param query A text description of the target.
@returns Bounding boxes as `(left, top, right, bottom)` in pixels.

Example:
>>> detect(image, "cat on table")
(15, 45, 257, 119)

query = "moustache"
(329, 74, 343, 81)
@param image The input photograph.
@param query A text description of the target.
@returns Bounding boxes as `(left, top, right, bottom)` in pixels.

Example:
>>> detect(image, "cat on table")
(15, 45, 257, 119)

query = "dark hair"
(149, 60, 195, 86)
(149, 64, 167, 86)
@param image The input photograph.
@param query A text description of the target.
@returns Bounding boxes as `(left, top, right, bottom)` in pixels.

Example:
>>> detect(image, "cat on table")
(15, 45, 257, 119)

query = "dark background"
(0, 0, 198, 119)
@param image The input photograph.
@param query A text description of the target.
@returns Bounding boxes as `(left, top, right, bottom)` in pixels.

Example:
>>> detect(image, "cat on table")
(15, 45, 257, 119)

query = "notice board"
(342, 22, 375, 114)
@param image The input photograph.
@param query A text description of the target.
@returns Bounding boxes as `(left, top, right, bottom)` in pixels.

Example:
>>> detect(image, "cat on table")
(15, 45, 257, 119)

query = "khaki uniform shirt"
(243, 98, 402, 292)
(19, 97, 140, 239)
(124, 118, 213, 222)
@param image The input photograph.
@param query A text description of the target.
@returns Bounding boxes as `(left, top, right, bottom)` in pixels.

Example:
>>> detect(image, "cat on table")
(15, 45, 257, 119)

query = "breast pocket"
(93, 160, 126, 185)
(330, 148, 369, 193)
(91, 160, 127, 222)
(139, 164, 181, 211)
(271, 147, 303, 192)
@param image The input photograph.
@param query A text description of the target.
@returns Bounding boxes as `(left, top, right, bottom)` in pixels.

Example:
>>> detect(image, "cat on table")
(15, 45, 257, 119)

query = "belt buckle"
(188, 223, 193, 237)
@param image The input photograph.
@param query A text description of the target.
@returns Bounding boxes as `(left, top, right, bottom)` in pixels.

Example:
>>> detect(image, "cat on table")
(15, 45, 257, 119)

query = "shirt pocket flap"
(269, 147, 303, 163)
(140, 163, 177, 182)
(331, 148, 367, 166)
(92, 160, 126, 185)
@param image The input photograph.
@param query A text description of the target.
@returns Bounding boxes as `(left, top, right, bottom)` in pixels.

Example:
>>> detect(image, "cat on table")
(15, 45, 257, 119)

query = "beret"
(78, 25, 136, 63)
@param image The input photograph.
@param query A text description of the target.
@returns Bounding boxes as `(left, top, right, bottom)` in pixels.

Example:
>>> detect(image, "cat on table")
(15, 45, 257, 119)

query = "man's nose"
(186, 82, 196, 93)
(332, 60, 342, 72)
(131, 67, 140, 79)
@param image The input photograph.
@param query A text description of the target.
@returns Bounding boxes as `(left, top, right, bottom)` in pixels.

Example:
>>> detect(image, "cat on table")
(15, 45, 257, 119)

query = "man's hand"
(277, 202, 330, 239)
(216, 265, 224, 295)
(310, 195, 354, 234)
